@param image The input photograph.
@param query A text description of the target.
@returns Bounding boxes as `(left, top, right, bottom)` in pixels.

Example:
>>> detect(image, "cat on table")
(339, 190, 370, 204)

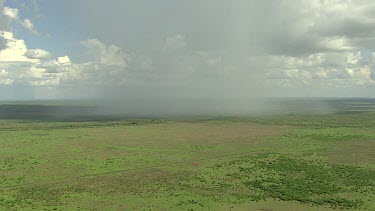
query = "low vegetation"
(1, 99, 375, 210)
(185, 153, 374, 209)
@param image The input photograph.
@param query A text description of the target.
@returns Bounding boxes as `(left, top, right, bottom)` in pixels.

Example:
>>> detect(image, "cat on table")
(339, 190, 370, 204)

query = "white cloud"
(3, 7, 38, 34)
(25, 49, 52, 59)
(318, 37, 353, 51)
(0, 69, 12, 84)
(0, 78, 13, 85)
(314, 69, 328, 79)
(266, 48, 375, 87)
(0, 31, 39, 63)
(347, 51, 362, 65)
(22, 19, 37, 34)
(3, 7, 19, 20)
(0, 69, 8, 77)
(0, 31, 73, 87)
(57, 55, 71, 66)
(2, 1, 375, 99)
(300, 70, 312, 80)
(354, 65, 372, 81)
(81, 39, 128, 67)
(28, 66, 45, 78)
(346, 68, 354, 77)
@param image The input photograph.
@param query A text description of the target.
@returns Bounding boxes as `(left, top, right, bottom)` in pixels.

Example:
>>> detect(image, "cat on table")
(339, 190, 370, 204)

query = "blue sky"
(1, 0, 375, 100)
(4, 0, 87, 57)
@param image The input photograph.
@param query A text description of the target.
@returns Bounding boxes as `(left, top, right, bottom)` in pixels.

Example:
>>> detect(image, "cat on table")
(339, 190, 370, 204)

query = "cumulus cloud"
(314, 69, 328, 79)
(21, 19, 37, 34)
(0, 2, 9, 50)
(24, 49, 52, 59)
(0, 30, 71, 87)
(2, 0, 375, 99)
(0, 69, 12, 85)
(3, 7, 18, 20)
(80, 39, 129, 67)
(0, 31, 39, 63)
(3, 6, 38, 34)
(0, 69, 13, 85)
(267, 50, 375, 88)
(57, 56, 71, 66)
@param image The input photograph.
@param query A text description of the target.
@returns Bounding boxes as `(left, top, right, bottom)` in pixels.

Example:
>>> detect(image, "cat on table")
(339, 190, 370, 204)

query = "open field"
(1, 99, 375, 210)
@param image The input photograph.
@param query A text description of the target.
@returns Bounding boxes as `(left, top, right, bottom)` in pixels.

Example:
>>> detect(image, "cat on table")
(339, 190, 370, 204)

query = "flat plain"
(1, 99, 375, 210)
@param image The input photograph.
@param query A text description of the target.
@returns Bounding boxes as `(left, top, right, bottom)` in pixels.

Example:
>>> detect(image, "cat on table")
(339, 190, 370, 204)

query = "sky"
(1, 0, 375, 100)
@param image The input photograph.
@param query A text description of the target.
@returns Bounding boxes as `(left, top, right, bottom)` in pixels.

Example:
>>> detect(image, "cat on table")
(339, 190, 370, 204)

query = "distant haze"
(2, 98, 370, 119)
(1, 1, 375, 115)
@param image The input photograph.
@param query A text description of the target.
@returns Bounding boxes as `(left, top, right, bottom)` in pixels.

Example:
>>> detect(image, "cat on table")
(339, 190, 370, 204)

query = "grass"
(1, 99, 375, 210)
(189, 153, 374, 209)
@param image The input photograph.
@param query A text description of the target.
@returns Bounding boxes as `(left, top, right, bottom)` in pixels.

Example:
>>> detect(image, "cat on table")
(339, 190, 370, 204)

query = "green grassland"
(1, 100, 375, 210)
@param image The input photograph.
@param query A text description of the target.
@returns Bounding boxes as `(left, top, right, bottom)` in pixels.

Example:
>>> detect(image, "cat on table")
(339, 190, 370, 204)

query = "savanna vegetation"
(1, 99, 375, 210)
